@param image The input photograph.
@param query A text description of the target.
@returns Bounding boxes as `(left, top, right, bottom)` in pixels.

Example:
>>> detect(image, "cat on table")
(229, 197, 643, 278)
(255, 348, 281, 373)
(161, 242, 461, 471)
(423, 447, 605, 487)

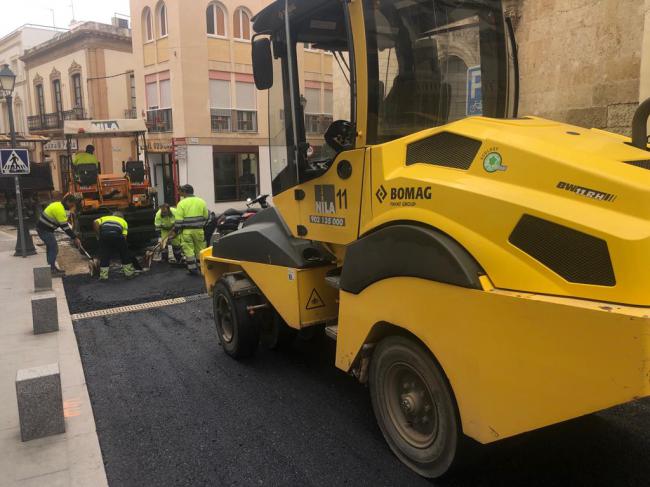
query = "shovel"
(78, 244, 99, 277)
(143, 235, 169, 269)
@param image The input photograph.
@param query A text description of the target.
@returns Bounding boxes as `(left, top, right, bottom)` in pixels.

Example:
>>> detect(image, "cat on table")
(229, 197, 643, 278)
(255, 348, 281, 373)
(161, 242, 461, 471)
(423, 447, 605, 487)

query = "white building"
(0, 25, 65, 136)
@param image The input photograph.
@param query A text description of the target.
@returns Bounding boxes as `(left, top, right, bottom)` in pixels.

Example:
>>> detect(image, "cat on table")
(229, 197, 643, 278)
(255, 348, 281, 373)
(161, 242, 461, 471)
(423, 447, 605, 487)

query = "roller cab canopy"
(253, 0, 504, 35)
(64, 119, 147, 138)
(253, 0, 351, 51)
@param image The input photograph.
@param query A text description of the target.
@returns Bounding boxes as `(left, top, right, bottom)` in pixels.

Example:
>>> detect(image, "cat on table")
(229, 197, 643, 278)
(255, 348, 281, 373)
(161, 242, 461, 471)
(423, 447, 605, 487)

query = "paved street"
(68, 270, 650, 487)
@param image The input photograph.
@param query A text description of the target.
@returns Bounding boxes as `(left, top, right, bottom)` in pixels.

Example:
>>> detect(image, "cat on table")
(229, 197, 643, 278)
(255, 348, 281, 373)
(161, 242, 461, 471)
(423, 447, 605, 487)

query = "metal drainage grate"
(71, 293, 209, 320)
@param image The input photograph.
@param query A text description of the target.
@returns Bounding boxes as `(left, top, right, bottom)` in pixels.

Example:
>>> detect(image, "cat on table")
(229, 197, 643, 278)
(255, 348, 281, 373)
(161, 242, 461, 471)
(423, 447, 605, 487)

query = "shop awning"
(0, 134, 49, 143)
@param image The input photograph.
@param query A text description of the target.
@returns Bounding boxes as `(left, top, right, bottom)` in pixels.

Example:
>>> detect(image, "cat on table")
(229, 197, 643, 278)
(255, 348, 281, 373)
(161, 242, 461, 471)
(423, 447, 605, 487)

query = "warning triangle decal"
(306, 288, 325, 310)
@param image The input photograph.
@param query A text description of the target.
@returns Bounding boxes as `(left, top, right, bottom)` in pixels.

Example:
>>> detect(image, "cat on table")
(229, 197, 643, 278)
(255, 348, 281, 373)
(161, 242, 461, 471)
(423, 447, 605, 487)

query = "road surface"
(68, 268, 650, 486)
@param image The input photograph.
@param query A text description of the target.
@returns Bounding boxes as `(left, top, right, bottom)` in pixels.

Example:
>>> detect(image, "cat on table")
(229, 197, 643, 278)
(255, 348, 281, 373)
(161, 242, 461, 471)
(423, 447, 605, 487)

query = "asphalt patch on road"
(63, 263, 205, 314)
(74, 300, 650, 487)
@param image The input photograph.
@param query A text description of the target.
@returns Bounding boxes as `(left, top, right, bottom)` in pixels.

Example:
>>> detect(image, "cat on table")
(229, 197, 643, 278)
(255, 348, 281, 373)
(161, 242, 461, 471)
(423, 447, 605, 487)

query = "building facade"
(0, 25, 64, 137)
(127, 0, 650, 210)
(21, 21, 137, 191)
(129, 0, 333, 211)
(506, 0, 649, 136)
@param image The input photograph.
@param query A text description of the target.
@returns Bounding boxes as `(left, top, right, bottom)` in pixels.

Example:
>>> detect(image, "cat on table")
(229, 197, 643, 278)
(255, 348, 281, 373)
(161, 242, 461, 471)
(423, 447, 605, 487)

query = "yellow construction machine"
(64, 119, 158, 248)
(201, 0, 650, 477)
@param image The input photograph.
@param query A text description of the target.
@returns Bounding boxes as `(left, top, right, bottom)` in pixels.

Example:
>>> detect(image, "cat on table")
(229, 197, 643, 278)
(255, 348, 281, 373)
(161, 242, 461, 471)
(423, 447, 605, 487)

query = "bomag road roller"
(201, 0, 650, 478)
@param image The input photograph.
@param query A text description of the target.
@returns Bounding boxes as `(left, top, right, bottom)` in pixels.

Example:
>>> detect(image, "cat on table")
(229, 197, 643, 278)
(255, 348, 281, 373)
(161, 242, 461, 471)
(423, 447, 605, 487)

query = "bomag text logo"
(556, 181, 617, 202)
(376, 184, 432, 206)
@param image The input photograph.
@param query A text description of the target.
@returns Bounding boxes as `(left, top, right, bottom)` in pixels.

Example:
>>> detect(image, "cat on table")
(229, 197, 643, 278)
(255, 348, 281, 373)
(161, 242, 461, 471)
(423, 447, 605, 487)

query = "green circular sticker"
(483, 152, 507, 173)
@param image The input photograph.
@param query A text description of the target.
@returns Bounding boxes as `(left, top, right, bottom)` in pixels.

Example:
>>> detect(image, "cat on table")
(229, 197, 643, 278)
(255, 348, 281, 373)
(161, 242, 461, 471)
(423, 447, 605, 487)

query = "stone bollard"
(31, 292, 59, 334)
(15, 363, 65, 442)
(33, 267, 52, 292)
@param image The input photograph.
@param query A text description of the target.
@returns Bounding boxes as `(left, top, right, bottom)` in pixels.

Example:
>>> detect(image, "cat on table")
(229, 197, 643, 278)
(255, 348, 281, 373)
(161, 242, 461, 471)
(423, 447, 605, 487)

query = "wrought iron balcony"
(210, 109, 257, 133)
(124, 108, 138, 119)
(27, 108, 86, 131)
(146, 108, 173, 133)
(305, 113, 333, 135)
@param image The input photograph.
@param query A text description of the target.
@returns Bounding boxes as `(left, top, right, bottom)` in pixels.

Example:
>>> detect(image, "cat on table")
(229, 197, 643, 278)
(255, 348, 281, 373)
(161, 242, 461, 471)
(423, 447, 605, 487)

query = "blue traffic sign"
(0, 148, 30, 176)
(467, 66, 483, 116)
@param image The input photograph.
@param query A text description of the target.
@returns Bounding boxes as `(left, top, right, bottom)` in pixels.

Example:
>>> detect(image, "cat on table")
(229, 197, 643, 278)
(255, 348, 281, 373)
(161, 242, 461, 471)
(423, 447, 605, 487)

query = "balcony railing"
(305, 113, 333, 135)
(210, 109, 257, 133)
(124, 108, 138, 119)
(146, 108, 173, 133)
(210, 108, 231, 132)
(27, 108, 86, 131)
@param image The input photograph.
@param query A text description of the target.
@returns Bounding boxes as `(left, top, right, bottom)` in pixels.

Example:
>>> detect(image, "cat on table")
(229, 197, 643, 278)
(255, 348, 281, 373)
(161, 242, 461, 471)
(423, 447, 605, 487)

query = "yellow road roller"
(201, 0, 650, 478)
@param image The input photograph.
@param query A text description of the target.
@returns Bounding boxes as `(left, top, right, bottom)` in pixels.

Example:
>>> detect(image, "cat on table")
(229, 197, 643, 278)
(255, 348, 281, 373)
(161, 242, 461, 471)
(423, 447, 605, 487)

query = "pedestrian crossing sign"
(0, 148, 30, 175)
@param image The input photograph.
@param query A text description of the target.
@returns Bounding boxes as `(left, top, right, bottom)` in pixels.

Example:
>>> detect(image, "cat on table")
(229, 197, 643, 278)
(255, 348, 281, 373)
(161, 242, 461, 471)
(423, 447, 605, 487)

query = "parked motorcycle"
(205, 194, 270, 243)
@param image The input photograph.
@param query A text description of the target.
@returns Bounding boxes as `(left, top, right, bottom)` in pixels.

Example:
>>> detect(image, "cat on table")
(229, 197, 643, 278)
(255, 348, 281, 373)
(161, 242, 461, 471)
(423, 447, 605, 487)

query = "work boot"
(167, 244, 177, 263)
(123, 263, 137, 279)
(99, 267, 109, 281)
(51, 267, 65, 278)
(186, 257, 199, 275)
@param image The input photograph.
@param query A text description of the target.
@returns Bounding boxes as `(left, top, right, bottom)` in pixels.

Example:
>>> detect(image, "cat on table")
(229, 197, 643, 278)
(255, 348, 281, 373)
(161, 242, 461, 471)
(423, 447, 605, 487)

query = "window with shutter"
(210, 79, 231, 132)
(145, 82, 158, 109)
(143, 8, 153, 42)
(159, 3, 168, 37)
(234, 8, 252, 40)
(207, 3, 227, 36)
(159, 79, 171, 108)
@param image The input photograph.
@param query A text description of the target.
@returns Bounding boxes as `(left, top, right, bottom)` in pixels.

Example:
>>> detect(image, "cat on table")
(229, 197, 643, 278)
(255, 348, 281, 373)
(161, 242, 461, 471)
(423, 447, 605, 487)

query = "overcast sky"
(0, 0, 131, 39)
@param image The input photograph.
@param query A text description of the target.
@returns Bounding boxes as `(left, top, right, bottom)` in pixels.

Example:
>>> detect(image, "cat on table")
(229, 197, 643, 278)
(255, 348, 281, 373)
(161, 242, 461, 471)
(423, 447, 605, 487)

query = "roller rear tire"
(369, 335, 462, 478)
(213, 280, 260, 359)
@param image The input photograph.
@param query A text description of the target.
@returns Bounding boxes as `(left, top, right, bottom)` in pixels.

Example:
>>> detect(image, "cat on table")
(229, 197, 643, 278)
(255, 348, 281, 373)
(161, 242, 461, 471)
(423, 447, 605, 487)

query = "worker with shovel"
(36, 193, 81, 276)
(93, 211, 137, 281)
(154, 203, 182, 263)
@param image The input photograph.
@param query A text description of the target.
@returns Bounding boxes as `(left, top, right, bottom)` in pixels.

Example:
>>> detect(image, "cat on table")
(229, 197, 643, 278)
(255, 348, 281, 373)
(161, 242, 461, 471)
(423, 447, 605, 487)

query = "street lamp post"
(0, 63, 34, 257)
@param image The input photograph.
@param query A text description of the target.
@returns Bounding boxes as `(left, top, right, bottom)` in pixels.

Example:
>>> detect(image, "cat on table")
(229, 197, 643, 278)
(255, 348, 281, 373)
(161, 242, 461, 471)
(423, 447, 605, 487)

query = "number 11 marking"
(336, 188, 348, 210)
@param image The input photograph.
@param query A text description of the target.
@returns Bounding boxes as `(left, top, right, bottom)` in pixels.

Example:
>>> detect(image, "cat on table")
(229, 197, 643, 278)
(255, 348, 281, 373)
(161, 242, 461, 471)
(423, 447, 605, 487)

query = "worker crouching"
(175, 184, 208, 275)
(94, 212, 136, 280)
(154, 203, 182, 262)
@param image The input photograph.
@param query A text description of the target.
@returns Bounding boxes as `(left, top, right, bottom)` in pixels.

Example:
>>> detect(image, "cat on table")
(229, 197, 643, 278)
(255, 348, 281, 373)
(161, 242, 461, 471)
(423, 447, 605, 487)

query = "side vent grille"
(509, 214, 615, 286)
(623, 160, 650, 170)
(406, 132, 482, 170)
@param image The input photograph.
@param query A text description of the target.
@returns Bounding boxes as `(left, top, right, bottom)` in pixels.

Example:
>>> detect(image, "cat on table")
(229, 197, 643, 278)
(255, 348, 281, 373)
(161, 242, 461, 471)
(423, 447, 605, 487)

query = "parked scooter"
(205, 194, 270, 243)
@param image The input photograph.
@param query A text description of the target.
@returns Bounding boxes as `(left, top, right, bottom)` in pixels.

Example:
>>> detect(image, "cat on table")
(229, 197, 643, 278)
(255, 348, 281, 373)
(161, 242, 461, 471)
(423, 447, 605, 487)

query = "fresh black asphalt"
(69, 269, 650, 486)
(63, 264, 206, 314)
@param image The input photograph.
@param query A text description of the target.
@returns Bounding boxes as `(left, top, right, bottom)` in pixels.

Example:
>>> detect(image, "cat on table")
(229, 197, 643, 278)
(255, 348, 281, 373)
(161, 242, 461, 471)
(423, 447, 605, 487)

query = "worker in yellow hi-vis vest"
(175, 184, 208, 275)
(93, 212, 136, 281)
(73, 144, 100, 168)
(36, 193, 81, 276)
(154, 203, 182, 262)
